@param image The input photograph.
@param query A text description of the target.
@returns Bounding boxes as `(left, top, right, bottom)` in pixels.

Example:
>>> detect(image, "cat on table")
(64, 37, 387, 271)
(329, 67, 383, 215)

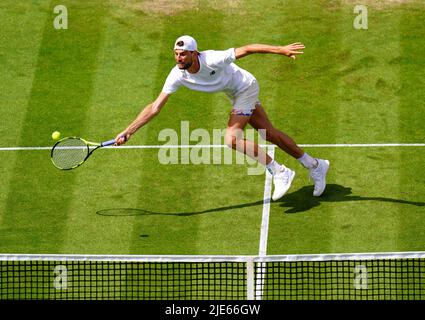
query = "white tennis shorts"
(229, 80, 261, 116)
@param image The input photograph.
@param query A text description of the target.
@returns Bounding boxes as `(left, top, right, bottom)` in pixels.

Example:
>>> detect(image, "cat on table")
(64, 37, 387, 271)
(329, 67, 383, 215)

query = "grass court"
(1, 0, 424, 269)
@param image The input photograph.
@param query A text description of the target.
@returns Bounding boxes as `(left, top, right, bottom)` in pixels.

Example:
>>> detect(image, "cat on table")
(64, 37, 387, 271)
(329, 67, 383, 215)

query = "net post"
(246, 257, 255, 300)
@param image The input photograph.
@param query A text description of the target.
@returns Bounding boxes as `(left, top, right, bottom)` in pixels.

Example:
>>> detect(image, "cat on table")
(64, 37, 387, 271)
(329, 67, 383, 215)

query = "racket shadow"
(96, 200, 265, 217)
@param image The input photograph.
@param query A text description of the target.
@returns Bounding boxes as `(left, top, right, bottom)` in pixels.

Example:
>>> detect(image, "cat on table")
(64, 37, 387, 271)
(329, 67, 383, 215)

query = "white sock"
(297, 152, 318, 169)
(266, 160, 286, 175)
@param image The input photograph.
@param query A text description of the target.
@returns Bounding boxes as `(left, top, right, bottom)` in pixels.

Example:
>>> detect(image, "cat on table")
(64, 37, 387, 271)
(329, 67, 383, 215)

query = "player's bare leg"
(249, 103, 304, 159)
(225, 113, 270, 165)
(226, 113, 295, 200)
(249, 104, 329, 197)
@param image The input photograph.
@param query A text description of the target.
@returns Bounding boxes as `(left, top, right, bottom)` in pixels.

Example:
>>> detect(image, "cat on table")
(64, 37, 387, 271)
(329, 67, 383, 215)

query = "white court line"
(1, 143, 425, 151)
(299, 143, 425, 148)
(259, 146, 274, 256)
(255, 145, 275, 300)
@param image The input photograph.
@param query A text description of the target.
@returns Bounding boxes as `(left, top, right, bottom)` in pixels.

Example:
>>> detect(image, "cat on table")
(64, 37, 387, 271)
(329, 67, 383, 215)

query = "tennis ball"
(51, 131, 61, 140)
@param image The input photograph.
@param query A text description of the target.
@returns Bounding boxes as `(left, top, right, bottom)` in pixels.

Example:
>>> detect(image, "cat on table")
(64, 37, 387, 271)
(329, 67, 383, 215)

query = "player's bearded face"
(175, 50, 194, 70)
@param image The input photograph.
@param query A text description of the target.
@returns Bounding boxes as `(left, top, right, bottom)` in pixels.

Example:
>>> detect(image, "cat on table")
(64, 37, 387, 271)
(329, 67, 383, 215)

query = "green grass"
(1, 0, 425, 299)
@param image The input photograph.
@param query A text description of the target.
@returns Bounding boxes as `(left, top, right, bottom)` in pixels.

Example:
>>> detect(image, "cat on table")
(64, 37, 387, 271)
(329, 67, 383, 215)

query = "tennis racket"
(51, 137, 116, 170)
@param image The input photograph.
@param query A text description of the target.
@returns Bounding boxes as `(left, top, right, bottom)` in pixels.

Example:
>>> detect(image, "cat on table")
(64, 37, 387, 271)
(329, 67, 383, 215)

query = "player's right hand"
(114, 132, 130, 146)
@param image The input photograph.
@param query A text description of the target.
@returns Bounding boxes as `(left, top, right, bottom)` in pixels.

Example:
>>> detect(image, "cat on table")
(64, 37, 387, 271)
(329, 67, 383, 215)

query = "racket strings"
(51, 138, 89, 169)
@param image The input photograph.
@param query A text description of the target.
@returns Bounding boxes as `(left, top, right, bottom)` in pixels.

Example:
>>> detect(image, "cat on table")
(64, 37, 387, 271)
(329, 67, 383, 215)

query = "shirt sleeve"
(161, 68, 182, 94)
(207, 48, 236, 68)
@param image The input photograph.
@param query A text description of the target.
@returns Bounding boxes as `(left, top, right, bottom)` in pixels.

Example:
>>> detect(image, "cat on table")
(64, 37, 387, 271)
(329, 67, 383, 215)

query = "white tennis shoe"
(309, 159, 330, 197)
(272, 168, 295, 201)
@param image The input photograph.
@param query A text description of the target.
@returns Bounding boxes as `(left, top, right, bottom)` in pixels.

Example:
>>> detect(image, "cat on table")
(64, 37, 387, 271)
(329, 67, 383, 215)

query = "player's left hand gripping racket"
(51, 137, 116, 170)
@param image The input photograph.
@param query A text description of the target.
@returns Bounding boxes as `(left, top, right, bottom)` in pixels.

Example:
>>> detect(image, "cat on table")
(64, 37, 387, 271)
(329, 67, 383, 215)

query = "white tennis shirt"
(162, 48, 256, 98)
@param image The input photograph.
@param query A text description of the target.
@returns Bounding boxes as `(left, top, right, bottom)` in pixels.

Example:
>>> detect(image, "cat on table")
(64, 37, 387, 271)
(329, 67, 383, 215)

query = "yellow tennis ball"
(52, 131, 61, 140)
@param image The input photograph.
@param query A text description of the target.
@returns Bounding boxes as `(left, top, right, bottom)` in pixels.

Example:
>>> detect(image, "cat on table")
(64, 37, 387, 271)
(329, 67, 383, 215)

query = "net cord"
(2, 251, 425, 262)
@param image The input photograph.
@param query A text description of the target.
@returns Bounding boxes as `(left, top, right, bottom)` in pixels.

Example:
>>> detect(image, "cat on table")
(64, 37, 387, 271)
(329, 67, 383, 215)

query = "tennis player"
(115, 35, 330, 200)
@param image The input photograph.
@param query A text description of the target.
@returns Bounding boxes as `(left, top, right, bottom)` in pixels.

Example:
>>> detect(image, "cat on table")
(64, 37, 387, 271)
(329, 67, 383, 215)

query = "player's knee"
(225, 128, 244, 149)
(224, 134, 238, 149)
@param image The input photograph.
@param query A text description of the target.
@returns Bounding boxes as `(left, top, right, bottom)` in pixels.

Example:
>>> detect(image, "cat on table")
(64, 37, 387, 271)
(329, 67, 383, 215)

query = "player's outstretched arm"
(115, 92, 170, 145)
(235, 43, 305, 60)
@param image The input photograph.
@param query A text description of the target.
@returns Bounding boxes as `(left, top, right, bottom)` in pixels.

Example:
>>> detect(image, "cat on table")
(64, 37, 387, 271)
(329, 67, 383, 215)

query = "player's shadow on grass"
(96, 184, 424, 217)
(278, 184, 425, 214)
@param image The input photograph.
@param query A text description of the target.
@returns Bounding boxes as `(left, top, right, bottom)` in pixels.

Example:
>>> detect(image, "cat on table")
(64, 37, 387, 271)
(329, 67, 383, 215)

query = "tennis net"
(1, 252, 424, 300)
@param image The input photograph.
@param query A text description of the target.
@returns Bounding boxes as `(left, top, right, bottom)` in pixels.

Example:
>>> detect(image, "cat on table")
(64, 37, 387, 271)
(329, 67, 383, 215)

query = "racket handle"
(101, 139, 116, 147)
